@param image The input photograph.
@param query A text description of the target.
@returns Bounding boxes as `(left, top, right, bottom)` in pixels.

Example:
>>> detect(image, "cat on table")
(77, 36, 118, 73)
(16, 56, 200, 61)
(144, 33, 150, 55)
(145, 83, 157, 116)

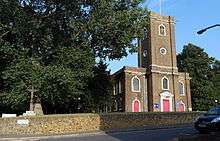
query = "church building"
(111, 12, 192, 112)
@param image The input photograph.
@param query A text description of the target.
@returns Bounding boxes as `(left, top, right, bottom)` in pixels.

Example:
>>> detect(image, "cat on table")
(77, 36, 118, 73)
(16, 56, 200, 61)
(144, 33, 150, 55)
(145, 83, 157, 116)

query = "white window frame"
(131, 76, 141, 92)
(179, 82, 185, 96)
(114, 100, 118, 111)
(113, 85, 116, 95)
(161, 76, 169, 90)
(118, 80, 122, 93)
(115, 83, 118, 95)
(158, 24, 166, 36)
(160, 47, 167, 55)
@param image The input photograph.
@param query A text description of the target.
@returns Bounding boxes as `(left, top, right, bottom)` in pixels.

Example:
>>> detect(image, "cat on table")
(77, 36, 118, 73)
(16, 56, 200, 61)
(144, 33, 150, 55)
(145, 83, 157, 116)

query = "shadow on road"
(38, 127, 220, 141)
(99, 124, 220, 141)
(104, 130, 220, 141)
(176, 132, 220, 141)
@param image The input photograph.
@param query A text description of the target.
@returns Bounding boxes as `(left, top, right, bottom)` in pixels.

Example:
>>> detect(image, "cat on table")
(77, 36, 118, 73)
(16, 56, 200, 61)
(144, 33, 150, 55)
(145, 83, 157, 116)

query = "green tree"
(177, 43, 216, 111)
(0, 0, 148, 113)
(1, 0, 148, 60)
(0, 44, 95, 114)
(211, 60, 220, 104)
(88, 61, 113, 113)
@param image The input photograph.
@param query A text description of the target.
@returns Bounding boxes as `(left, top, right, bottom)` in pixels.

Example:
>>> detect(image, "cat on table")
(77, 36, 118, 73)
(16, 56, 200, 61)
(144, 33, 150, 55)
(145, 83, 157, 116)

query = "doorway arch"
(132, 97, 141, 112)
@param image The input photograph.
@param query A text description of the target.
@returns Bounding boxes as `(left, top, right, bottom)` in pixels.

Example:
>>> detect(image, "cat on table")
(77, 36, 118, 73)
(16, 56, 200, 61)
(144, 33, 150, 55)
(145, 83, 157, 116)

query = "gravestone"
(33, 96, 44, 115)
(34, 103, 44, 115)
(17, 119, 29, 125)
(27, 86, 44, 115)
(23, 111, 36, 117)
(2, 114, 16, 118)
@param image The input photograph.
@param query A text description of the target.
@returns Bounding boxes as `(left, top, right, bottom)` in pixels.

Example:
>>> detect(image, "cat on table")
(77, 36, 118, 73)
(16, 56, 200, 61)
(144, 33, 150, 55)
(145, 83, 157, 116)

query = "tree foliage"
(88, 61, 113, 113)
(177, 43, 217, 111)
(1, 0, 148, 60)
(211, 60, 220, 102)
(0, 0, 148, 114)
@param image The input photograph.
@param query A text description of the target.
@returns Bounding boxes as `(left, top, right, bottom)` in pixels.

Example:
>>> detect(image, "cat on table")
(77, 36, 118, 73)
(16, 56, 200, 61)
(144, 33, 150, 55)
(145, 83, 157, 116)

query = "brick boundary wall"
(0, 112, 203, 136)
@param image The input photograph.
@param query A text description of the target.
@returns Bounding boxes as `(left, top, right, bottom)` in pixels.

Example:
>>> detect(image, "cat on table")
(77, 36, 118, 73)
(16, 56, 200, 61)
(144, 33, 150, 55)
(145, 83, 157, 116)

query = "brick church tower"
(111, 12, 192, 112)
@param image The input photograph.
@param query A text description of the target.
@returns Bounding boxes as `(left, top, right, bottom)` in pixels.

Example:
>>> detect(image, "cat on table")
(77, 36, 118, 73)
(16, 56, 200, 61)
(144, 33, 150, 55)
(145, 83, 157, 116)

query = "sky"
(108, 0, 220, 74)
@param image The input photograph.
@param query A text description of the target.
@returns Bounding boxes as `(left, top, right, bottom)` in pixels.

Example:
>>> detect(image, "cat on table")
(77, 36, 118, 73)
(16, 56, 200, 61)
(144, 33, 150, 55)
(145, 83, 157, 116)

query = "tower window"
(131, 76, 140, 92)
(159, 24, 166, 36)
(179, 82, 185, 95)
(162, 77, 169, 90)
(160, 47, 167, 55)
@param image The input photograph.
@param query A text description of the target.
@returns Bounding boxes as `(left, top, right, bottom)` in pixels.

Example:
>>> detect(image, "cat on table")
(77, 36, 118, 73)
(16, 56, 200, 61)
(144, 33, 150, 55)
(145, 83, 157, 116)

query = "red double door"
(133, 100, 140, 112)
(163, 99, 185, 112)
(163, 99, 170, 112)
(179, 103, 185, 112)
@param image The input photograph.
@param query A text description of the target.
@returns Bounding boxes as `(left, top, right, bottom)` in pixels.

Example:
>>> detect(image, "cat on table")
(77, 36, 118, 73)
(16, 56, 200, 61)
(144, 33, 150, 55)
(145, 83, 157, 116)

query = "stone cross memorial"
(28, 86, 38, 111)
(27, 86, 44, 115)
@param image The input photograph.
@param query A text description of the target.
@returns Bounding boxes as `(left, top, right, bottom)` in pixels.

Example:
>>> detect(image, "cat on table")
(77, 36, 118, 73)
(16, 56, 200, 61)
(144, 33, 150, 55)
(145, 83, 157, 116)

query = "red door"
(163, 99, 170, 112)
(179, 103, 185, 112)
(134, 100, 139, 112)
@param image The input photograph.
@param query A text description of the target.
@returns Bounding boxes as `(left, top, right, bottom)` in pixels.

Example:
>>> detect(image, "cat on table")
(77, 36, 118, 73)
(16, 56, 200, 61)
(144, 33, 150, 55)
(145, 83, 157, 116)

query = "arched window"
(113, 85, 116, 95)
(115, 80, 122, 95)
(162, 77, 169, 90)
(113, 100, 118, 111)
(179, 82, 185, 95)
(131, 76, 140, 92)
(115, 83, 118, 95)
(158, 24, 166, 36)
(118, 80, 122, 93)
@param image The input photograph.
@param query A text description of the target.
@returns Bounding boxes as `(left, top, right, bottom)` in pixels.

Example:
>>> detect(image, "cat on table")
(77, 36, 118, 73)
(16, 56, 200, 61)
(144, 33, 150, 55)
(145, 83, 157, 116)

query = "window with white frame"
(162, 77, 169, 90)
(179, 82, 185, 95)
(115, 83, 118, 95)
(132, 76, 140, 92)
(113, 85, 116, 95)
(118, 80, 122, 93)
(113, 100, 118, 111)
(158, 24, 166, 36)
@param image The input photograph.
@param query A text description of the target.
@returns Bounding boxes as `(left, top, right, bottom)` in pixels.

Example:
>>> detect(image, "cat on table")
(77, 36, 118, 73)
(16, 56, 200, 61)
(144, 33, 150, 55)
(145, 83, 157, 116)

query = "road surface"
(2, 125, 220, 141)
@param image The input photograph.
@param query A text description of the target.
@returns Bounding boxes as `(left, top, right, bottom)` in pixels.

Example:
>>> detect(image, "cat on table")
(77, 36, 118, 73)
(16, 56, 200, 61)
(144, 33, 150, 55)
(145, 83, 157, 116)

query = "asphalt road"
(2, 125, 220, 141)
(39, 126, 220, 141)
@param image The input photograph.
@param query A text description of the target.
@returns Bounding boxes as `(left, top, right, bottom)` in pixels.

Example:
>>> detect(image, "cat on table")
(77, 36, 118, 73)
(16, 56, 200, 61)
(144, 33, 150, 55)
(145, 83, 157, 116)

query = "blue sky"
(108, 0, 220, 74)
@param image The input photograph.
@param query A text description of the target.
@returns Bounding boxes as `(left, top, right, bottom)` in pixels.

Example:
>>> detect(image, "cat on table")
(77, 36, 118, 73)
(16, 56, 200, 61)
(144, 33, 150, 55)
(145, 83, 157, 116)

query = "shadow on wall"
(97, 112, 204, 141)
(98, 112, 201, 131)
